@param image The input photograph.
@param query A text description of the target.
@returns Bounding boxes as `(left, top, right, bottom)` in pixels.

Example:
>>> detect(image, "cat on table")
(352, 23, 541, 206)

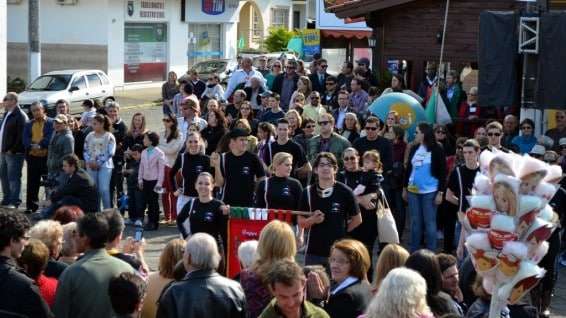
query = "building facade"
(7, 0, 295, 86)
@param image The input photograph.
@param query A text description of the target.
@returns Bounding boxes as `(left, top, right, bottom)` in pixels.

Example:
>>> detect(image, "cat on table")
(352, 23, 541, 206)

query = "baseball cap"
(228, 128, 250, 139)
(530, 144, 546, 156)
(356, 57, 370, 65)
(559, 137, 566, 147)
(53, 114, 68, 124)
(544, 151, 559, 163)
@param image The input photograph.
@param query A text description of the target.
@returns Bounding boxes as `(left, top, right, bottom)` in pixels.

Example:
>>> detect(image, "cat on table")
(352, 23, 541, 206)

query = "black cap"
(228, 128, 250, 139)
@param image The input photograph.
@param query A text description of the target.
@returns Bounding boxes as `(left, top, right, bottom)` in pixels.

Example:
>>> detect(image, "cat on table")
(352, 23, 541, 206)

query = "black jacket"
(111, 119, 128, 163)
(1, 106, 28, 153)
(272, 73, 299, 96)
(51, 168, 98, 213)
(309, 72, 330, 95)
(404, 142, 447, 191)
(0, 256, 52, 318)
(157, 269, 246, 318)
(244, 86, 265, 108)
(324, 279, 371, 318)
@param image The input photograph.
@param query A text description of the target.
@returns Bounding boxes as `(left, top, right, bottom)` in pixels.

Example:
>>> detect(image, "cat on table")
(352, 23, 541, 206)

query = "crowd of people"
(1, 54, 566, 318)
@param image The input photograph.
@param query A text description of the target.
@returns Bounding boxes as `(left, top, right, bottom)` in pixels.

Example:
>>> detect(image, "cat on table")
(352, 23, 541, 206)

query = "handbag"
(376, 189, 400, 244)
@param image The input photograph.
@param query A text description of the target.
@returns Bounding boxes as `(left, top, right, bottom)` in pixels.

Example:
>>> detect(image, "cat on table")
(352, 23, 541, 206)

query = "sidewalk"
(114, 85, 162, 109)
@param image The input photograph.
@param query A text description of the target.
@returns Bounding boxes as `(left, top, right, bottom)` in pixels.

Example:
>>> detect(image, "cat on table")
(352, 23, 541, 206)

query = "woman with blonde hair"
(381, 110, 400, 141)
(255, 152, 303, 211)
(234, 118, 258, 154)
(285, 109, 303, 137)
(141, 238, 185, 318)
(29, 220, 67, 279)
(59, 222, 78, 265)
(241, 220, 297, 318)
(363, 267, 433, 318)
(373, 244, 410, 293)
(290, 92, 306, 114)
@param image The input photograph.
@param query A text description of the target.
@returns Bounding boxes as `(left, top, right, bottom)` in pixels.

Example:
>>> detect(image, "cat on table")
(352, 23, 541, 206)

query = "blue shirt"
(408, 145, 439, 194)
(511, 135, 537, 154)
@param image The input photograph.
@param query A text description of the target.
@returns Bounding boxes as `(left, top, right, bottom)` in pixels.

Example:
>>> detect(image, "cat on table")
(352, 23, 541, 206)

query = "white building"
(7, 0, 300, 87)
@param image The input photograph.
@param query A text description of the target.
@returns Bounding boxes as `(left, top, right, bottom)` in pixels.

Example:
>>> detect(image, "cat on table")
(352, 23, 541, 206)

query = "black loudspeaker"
(537, 12, 566, 109)
(478, 11, 520, 108)
(181, 0, 186, 22)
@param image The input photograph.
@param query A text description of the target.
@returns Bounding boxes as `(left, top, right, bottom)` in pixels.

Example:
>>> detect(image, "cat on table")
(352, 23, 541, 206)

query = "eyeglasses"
(487, 133, 501, 137)
(305, 125, 316, 129)
(365, 126, 378, 131)
(320, 65, 328, 68)
(343, 156, 357, 161)
(521, 126, 533, 130)
(162, 118, 172, 123)
(318, 121, 330, 126)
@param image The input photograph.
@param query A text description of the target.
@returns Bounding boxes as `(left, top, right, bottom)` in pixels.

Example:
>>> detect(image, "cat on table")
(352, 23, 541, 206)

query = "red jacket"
(37, 274, 58, 308)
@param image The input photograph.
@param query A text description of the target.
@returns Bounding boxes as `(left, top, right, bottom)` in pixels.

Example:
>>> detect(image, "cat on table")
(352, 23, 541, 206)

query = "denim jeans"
(408, 191, 438, 252)
(0, 153, 25, 206)
(87, 166, 113, 210)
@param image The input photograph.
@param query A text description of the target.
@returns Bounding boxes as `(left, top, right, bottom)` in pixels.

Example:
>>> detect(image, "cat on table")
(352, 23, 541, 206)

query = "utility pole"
(28, 0, 41, 83)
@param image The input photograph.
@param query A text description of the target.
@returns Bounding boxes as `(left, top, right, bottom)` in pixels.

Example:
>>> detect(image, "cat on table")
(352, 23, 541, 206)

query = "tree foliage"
(264, 27, 295, 52)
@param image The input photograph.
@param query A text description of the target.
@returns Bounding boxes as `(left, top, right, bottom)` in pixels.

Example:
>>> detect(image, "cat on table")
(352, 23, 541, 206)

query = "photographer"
(43, 154, 98, 217)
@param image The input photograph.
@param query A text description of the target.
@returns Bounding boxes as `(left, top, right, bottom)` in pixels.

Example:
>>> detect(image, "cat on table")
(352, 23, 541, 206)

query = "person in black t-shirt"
(446, 139, 480, 257)
(262, 118, 311, 179)
(170, 132, 211, 212)
(352, 116, 393, 175)
(211, 128, 266, 207)
(176, 172, 229, 247)
(255, 152, 303, 211)
(298, 152, 361, 266)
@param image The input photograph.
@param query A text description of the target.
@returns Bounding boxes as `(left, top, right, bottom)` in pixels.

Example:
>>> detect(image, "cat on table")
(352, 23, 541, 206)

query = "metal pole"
(28, 0, 41, 83)
(433, 0, 450, 122)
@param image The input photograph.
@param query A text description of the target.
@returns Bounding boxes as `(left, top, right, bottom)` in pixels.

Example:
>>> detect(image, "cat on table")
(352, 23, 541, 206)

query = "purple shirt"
(350, 90, 369, 114)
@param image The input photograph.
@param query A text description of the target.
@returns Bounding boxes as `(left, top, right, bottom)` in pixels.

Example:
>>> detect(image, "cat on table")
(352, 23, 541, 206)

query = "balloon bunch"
(462, 150, 562, 317)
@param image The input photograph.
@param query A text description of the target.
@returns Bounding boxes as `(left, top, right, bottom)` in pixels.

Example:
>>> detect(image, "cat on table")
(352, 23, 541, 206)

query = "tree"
(264, 27, 295, 52)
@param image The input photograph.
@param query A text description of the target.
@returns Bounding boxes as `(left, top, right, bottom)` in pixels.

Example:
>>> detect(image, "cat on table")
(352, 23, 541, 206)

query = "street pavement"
(4, 86, 566, 317)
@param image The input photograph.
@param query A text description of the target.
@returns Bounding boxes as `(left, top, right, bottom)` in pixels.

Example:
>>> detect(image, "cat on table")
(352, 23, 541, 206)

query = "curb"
(119, 102, 161, 111)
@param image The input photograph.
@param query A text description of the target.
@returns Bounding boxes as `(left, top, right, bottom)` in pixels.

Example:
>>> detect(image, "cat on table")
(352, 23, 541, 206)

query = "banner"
(124, 23, 167, 82)
(301, 30, 321, 59)
(226, 219, 269, 278)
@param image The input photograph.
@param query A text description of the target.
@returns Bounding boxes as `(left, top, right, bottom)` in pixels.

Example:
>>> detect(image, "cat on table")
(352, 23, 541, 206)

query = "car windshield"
(28, 74, 72, 91)
(192, 61, 227, 74)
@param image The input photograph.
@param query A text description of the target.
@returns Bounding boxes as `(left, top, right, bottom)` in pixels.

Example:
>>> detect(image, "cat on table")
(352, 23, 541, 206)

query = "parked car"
(18, 69, 115, 116)
(185, 59, 239, 85)
(251, 52, 313, 73)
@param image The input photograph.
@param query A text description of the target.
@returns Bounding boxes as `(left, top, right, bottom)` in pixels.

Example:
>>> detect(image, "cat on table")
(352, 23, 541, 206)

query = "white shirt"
(223, 68, 266, 100)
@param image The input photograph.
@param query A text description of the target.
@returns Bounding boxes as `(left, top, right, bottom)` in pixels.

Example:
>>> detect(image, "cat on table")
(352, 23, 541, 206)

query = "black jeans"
(443, 201, 459, 254)
(109, 161, 124, 207)
(127, 185, 144, 221)
(142, 179, 159, 224)
(350, 208, 378, 280)
(26, 155, 47, 211)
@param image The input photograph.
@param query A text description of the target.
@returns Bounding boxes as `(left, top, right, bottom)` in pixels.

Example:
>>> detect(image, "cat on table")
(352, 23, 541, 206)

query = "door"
(86, 73, 104, 100)
(68, 75, 90, 112)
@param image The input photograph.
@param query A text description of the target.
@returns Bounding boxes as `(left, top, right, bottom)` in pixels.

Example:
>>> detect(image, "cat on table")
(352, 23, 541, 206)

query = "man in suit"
(0, 92, 29, 209)
(272, 60, 299, 111)
(309, 59, 330, 96)
(54, 213, 135, 318)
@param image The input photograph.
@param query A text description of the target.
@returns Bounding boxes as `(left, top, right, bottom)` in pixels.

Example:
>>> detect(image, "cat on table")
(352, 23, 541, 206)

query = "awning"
(329, 0, 417, 19)
(320, 29, 372, 40)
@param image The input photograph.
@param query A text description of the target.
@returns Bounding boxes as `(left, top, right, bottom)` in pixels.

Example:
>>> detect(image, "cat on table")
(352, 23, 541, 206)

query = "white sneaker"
(134, 220, 143, 227)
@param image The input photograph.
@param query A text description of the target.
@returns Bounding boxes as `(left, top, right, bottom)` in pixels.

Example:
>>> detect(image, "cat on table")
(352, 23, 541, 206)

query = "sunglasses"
(320, 65, 328, 68)
(435, 130, 446, 134)
(162, 118, 172, 123)
(488, 133, 501, 137)
(366, 127, 378, 131)
(318, 121, 330, 126)
(343, 156, 357, 161)
(305, 125, 316, 129)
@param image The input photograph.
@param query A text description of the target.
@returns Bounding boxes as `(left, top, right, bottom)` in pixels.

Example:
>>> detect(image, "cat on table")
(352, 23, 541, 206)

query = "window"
(271, 7, 289, 28)
(98, 72, 111, 85)
(86, 74, 102, 88)
(252, 9, 262, 38)
(72, 76, 87, 90)
(188, 24, 222, 68)
(293, 11, 301, 29)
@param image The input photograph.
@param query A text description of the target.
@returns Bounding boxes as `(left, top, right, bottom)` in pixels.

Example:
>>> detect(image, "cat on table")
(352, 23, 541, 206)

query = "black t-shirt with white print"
(299, 181, 360, 257)
(220, 151, 266, 206)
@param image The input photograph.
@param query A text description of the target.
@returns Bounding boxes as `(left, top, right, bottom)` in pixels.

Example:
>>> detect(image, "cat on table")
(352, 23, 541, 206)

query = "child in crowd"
(138, 132, 165, 231)
(79, 99, 97, 128)
(124, 144, 144, 226)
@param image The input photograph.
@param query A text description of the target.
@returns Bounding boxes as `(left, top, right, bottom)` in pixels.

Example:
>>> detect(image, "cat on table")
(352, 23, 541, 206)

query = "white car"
(18, 69, 115, 116)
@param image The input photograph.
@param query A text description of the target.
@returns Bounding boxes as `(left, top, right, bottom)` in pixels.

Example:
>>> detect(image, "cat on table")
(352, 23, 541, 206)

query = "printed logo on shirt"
(331, 202, 341, 214)
(282, 186, 290, 197)
(204, 211, 214, 222)
(195, 165, 203, 174)
(242, 166, 250, 175)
